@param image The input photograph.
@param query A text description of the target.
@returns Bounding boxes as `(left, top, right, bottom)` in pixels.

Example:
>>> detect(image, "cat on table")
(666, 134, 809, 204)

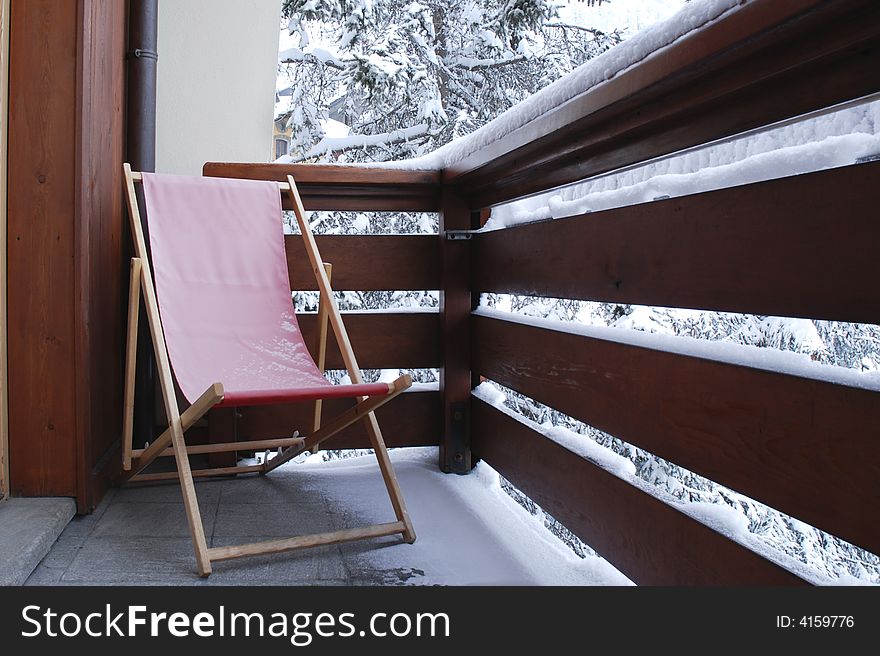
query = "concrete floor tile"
(59, 537, 209, 585)
(24, 564, 66, 586)
(114, 480, 223, 504)
(212, 501, 332, 538)
(92, 501, 218, 538)
(207, 539, 346, 584)
(38, 534, 86, 570)
(216, 473, 327, 505)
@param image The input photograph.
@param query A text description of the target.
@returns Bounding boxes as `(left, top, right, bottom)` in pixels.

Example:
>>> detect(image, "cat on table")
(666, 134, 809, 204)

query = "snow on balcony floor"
(25, 448, 630, 586)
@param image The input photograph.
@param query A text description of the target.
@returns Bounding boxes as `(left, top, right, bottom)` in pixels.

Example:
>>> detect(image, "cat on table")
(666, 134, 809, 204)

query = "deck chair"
(120, 163, 415, 577)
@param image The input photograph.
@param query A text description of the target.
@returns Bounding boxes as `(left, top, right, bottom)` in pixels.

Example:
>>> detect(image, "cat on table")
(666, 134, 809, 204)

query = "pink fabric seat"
(141, 173, 390, 407)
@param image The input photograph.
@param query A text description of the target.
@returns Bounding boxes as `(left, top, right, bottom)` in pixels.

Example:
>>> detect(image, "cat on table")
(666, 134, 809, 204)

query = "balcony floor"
(25, 448, 630, 586)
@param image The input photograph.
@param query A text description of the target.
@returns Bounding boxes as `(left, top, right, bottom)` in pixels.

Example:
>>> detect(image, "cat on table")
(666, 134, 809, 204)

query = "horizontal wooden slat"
(472, 314, 880, 555)
(132, 437, 304, 459)
(472, 398, 805, 585)
(203, 162, 441, 212)
(130, 464, 265, 484)
(297, 312, 440, 369)
(235, 390, 440, 450)
(288, 235, 440, 291)
(473, 162, 880, 324)
(449, 0, 880, 207)
(207, 522, 407, 562)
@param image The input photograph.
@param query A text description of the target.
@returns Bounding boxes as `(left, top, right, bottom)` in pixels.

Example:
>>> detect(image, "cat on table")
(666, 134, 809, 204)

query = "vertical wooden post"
(439, 188, 473, 473)
(0, 0, 10, 501)
(8, 0, 80, 498)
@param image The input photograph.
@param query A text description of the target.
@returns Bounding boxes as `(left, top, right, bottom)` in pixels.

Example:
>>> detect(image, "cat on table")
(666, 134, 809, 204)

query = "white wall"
(156, 0, 281, 175)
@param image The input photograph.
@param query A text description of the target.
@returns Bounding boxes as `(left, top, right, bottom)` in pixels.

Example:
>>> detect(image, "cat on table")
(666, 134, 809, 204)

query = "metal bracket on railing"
(446, 400, 471, 474)
(445, 230, 473, 241)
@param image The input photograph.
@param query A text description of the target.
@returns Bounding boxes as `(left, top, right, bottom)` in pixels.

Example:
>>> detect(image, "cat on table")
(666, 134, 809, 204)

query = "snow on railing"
(381, 0, 745, 171)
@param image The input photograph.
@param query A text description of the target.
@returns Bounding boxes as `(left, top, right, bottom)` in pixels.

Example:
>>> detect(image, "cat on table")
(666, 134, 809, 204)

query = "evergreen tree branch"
(448, 54, 529, 70)
(289, 124, 431, 163)
(279, 48, 346, 71)
(545, 21, 612, 38)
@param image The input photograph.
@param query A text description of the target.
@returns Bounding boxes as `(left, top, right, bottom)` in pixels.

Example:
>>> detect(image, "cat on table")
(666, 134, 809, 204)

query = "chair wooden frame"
(120, 164, 415, 577)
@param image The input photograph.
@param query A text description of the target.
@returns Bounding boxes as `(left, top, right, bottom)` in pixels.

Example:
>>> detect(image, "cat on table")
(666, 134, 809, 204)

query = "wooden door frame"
(0, 0, 10, 502)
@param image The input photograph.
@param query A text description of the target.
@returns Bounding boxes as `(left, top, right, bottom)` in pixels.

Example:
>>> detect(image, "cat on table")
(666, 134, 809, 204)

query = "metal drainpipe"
(127, 0, 159, 446)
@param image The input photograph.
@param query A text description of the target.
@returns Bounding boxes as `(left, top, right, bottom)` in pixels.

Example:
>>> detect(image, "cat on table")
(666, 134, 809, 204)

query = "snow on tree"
(278, 0, 620, 163)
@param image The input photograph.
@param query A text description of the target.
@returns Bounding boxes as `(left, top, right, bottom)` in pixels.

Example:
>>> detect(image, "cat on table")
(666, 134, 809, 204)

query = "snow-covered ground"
(291, 447, 631, 585)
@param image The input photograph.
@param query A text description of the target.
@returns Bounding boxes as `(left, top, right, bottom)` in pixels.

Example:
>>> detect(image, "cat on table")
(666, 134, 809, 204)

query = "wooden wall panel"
(7, 0, 126, 509)
(0, 0, 10, 500)
(7, 0, 79, 497)
(75, 0, 126, 511)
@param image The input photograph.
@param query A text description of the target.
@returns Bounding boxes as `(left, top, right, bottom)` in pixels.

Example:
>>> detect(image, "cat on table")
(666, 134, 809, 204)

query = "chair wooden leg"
(168, 414, 212, 577)
(122, 258, 142, 471)
(361, 409, 416, 543)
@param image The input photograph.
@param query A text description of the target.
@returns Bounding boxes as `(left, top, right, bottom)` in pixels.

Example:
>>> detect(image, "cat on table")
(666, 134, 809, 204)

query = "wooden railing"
(206, 0, 880, 584)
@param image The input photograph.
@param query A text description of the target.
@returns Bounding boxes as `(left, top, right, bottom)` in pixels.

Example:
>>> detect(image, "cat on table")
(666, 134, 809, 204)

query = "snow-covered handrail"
(382, 0, 880, 209)
(202, 162, 442, 213)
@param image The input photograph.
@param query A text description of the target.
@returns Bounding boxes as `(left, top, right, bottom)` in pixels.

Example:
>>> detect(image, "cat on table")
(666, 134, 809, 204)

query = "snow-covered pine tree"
(278, 0, 620, 162)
